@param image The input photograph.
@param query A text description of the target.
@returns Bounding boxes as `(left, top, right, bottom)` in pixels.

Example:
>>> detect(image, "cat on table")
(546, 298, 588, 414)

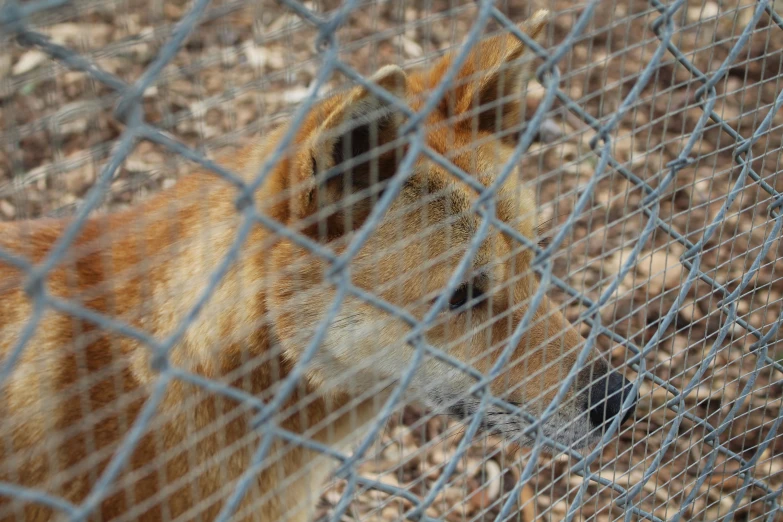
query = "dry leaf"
(12, 50, 47, 76)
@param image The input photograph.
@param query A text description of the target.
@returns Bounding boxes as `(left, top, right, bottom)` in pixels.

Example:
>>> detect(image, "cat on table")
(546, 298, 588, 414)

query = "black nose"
(588, 372, 637, 432)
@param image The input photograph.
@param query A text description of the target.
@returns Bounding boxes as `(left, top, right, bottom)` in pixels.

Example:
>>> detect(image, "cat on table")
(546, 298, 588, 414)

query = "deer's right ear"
(293, 65, 409, 229)
(314, 64, 408, 181)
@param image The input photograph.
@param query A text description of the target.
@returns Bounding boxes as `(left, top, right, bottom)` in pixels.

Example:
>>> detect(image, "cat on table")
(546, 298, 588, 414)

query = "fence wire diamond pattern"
(2, 0, 783, 521)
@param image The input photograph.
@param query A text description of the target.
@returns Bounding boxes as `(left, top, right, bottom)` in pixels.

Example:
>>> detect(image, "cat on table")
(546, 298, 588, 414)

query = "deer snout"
(586, 368, 637, 433)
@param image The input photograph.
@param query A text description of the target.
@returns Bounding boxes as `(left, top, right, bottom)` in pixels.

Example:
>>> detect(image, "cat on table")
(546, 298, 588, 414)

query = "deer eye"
(311, 154, 317, 175)
(449, 283, 483, 311)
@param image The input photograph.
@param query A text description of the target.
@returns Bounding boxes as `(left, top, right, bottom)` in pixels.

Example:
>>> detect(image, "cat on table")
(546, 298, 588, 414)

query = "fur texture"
(0, 10, 619, 522)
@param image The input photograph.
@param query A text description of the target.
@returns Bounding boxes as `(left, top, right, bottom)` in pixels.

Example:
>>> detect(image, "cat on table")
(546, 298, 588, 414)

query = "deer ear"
(439, 10, 549, 137)
(303, 65, 408, 235)
(317, 65, 408, 185)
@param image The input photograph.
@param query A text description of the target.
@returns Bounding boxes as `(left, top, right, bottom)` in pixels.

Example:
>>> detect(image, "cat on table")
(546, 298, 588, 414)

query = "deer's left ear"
(437, 9, 549, 137)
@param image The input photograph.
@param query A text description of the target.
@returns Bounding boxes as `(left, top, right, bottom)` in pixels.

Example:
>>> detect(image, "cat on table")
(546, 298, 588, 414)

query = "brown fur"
(0, 11, 611, 522)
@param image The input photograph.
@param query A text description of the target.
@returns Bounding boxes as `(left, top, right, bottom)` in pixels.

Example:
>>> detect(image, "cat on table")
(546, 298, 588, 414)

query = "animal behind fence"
(2, 1, 783, 521)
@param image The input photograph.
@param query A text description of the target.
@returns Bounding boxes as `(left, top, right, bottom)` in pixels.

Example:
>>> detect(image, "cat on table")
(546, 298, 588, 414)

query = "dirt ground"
(2, 0, 783, 520)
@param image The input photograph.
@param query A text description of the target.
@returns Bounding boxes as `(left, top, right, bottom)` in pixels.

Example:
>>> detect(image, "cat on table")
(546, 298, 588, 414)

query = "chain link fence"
(2, 0, 783, 521)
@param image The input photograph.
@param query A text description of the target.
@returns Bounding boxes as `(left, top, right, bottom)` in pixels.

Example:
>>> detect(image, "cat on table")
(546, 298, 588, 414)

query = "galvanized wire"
(1, 0, 783, 521)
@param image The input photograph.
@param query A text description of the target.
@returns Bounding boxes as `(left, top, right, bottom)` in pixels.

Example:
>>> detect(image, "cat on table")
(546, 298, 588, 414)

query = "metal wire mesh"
(2, 0, 783, 521)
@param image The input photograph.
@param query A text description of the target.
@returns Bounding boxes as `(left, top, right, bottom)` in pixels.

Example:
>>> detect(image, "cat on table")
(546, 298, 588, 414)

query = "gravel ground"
(3, 0, 783, 521)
